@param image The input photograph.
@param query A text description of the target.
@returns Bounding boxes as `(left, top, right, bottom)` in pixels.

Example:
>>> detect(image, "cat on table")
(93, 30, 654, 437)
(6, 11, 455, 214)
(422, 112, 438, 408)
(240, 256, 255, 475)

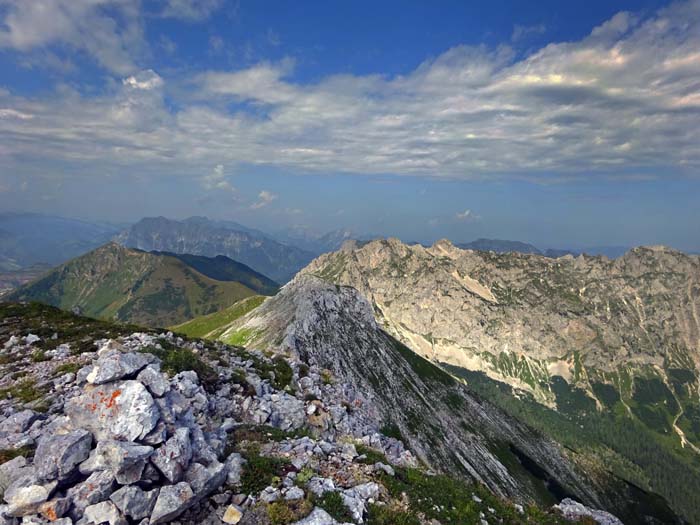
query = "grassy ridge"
(171, 295, 267, 338)
(7, 243, 276, 328)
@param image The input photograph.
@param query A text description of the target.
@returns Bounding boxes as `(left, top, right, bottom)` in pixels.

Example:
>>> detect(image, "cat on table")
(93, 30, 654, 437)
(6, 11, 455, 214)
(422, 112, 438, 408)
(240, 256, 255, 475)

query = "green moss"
(270, 356, 293, 390)
(31, 349, 50, 363)
(295, 467, 315, 485)
(226, 425, 312, 456)
(52, 362, 80, 375)
(379, 423, 403, 442)
(0, 445, 35, 465)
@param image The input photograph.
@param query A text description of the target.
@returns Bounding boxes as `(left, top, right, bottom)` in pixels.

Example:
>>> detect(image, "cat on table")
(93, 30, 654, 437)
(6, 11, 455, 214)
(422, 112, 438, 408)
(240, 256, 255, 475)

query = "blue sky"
(0, 0, 698, 250)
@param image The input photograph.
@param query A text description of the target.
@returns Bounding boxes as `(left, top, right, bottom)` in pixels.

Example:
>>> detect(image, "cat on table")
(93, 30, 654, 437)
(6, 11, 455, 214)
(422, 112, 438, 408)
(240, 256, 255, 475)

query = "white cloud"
(161, 0, 223, 21)
(0, 0, 144, 74)
(251, 190, 277, 209)
(201, 164, 235, 193)
(455, 209, 480, 221)
(123, 70, 164, 90)
(0, 1, 698, 185)
(0, 109, 33, 120)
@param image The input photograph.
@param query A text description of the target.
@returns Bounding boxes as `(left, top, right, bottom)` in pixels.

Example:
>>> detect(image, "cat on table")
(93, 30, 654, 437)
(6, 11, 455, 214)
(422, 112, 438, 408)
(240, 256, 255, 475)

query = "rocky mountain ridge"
(211, 274, 680, 523)
(302, 238, 700, 402)
(297, 237, 700, 521)
(0, 213, 118, 271)
(0, 302, 631, 525)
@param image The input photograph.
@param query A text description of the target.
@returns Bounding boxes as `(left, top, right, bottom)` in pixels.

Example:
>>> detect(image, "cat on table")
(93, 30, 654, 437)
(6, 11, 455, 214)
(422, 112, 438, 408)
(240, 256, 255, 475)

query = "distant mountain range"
(0, 212, 118, 270)
(114, 216, 316, 283)
(456, 238, 631, 259)
(6, 242, 278, 327)
(273, 226, 365, 254)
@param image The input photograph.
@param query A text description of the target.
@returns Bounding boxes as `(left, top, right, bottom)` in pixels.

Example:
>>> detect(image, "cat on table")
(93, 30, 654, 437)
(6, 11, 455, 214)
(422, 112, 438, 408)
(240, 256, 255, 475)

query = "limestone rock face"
(66, 380, 159, 442)
(300, 240, 700, 398)
(0, 300, 664, 525)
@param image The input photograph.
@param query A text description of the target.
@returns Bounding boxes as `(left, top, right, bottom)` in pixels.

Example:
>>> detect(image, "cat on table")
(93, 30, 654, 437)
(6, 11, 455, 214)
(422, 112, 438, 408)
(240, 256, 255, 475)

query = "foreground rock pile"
(0, 312, 622, 525)
(1, 342, 231, 525)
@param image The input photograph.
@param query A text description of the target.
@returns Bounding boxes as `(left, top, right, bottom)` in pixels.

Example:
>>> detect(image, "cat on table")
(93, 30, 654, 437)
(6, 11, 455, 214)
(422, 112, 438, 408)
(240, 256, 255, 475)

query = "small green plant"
(355, 444, 388, 465)
(140, 345, 218, 390)
(0, 379, 46, 404)
(267, 499, 313, 525)
(239, 451, 291, 494)
(0, 445, 35, 465)
(313, 491, 353, 523)
(295, 467, 315, 485)
(271, 356, 293, 390)
(320, 369, 334, 385)
(366, 503, 420, 525)
(31, 350, 50, 363)
(380, 422, 403, 441)
(53, 362, 81, 376)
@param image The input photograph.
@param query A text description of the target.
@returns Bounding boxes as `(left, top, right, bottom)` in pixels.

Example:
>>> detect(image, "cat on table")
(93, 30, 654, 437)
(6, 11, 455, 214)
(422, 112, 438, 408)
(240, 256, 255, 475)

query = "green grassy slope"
(6, 243, 276, 328)
(157, 252, 279, 295)
(171, 294, 267, 339)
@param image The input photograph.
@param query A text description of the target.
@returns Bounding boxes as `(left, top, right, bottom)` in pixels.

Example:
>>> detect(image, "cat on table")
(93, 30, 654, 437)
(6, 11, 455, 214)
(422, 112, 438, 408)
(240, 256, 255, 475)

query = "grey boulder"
(67, 471, 116, 514)
(149, 482, 194, 525)
(82, 351, 153, 385)
(109, 486, 158, 521)
(151, 428, 192, 483)
(291, 507, 340, 525)
(0, 411, 38, 435)
(80, 441, 153, 485)
(83, 500, 126, 525)
(184, 461, 227, 498)
(136, 366, 169, 397)
(66, 381, 159, 442)
(3, 475, 57, 517)
(34, 430, 92, 482)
